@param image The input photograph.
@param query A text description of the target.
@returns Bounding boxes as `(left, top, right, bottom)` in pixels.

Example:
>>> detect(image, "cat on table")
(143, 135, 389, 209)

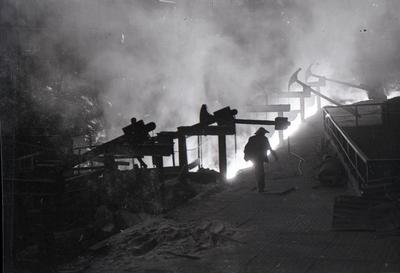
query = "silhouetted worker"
(244, 127, 278, 192)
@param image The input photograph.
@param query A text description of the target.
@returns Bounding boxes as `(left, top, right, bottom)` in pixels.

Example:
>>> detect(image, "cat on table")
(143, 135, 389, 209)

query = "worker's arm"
(266, 138, 279, 161)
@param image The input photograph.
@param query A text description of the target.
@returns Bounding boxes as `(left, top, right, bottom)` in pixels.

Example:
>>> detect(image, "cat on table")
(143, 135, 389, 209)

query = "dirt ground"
(69, 112, 400, 273)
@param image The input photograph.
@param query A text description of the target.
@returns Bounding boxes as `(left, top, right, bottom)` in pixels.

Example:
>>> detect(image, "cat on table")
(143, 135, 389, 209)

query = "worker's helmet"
(255, 127, 269, 135)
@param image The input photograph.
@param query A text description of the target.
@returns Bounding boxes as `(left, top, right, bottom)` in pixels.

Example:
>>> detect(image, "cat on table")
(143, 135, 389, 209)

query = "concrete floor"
(164, 171, 399, 273)
(84, 115, 400, 273)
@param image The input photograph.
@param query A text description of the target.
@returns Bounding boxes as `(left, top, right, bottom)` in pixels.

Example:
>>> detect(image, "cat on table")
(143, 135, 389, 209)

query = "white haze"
(3, 0, 400, 174)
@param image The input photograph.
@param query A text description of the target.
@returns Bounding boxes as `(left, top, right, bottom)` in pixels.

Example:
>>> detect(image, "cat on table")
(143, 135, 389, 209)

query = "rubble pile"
(54, 217, 242, 273)
(89, 217, 242, 261)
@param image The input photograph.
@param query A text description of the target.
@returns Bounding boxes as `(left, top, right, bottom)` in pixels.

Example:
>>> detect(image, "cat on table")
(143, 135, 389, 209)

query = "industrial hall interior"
(1, 0, 400, 273)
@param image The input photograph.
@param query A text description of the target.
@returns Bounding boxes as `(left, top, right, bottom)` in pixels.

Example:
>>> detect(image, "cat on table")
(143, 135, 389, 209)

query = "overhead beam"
(178, 125, 235, 136)
(234, 119, 276, 126)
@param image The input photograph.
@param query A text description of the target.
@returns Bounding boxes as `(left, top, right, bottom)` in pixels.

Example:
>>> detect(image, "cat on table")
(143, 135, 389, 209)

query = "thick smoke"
(298, 0, 400, 100)
(2, 0, 313, 134)
(3, 0, 400, 173)
(84, 0, 314, 136)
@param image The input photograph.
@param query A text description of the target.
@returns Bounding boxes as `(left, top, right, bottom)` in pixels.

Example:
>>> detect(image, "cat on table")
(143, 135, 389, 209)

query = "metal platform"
(323, 101, 400, 197)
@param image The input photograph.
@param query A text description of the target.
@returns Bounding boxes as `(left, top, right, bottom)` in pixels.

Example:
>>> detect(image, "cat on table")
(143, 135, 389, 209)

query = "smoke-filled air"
(2, 0, 400, 176)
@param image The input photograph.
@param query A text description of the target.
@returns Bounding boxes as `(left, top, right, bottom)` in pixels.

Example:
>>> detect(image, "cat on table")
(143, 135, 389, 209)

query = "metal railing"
(323, 104, 400, 197)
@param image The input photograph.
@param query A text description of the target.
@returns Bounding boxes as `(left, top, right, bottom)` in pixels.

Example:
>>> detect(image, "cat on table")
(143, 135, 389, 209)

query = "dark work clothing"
(244, 134, 272, 192)
(244, 135, 271, 161)
(254, 159, 265, 192)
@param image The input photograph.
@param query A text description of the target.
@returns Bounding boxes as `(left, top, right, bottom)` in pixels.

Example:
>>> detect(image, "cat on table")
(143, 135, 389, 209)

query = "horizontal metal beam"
(234, 119, 275, 125)
(157, 131, 179, 139)
(107, 144, 174, 157)
(178, 125, 235, 136)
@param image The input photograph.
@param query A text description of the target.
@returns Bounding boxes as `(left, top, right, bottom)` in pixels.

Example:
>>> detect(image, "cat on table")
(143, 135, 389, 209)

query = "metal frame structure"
(323, 104, 400, 197)
(245, 104, 291, 142)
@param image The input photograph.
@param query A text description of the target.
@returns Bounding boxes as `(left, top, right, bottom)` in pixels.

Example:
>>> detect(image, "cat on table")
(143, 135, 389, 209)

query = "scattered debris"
(210, 232, 246, 245)
(188, 168, 221, 184)
(88, 238, 110, 252)
(25, 167, 221, 266)
(92, 217, 243, 262)
(163, 178, 197, 210)
(114, 210, 143, 229)
(130, 238, 158, 256)
(235, 217, 252, 228)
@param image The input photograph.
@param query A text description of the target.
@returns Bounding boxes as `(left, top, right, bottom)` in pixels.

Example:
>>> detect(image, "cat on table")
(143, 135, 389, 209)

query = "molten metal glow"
(227, 96, 322, 179)
(283, 114, 302, 140)
(387, 91, 400, 99)
(226, 90, 373, 179)
(227, 158, 253, 180)
(226, 130, 281, 180)
(305, 98, 319, 119)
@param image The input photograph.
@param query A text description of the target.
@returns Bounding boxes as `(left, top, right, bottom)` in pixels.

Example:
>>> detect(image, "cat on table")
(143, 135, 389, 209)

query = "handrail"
(323, 104, 400, 196)
(323, 108, 368, 162)
(323, 102, 383, 108)
(324, 105, 400, 162)
(324, 117, 367, 183)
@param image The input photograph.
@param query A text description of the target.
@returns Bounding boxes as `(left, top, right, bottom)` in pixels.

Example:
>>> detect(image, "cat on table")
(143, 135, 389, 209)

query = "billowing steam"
(3, 0, 400, 175)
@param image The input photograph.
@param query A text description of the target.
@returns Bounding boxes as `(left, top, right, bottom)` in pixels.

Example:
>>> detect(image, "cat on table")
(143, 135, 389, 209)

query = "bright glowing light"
(225, 98, 323, 179)
(226, 129, 281, 180)
(283, 114, 301, 139)
(387, 91, 400, 99)
(227, 158, 253, 180)
(224, 66, 378, 180)
(305, 98, 319, 119)
(226, 112, 304, 179)
(224, 85, 373, 180)
(269, 131, 280, 150)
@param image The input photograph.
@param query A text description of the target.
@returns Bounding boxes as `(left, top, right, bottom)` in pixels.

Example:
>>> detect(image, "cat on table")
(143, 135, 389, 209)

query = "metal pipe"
(234, 119, 275, 125)
(301, 85, 341, 106)
(319, 76, 371, 92)
(307, 64, 372, 92)
(290, 68, 359, 117)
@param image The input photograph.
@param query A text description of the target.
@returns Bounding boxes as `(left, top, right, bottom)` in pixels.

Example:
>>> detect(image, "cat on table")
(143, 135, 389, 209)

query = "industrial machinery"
(305, 63, 387, 101)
